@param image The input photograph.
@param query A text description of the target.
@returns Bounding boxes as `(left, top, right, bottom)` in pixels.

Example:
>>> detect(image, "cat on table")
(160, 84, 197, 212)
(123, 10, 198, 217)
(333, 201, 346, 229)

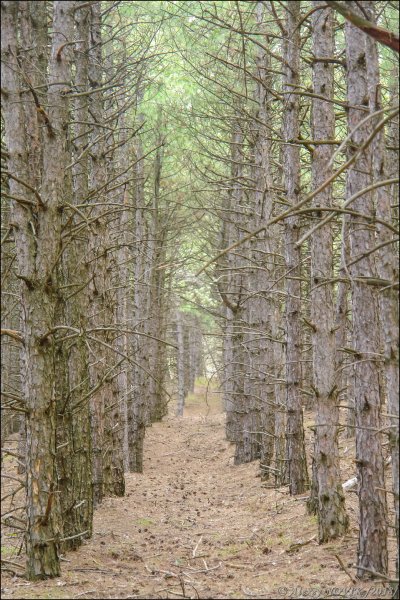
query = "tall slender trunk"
(335, 215, 355, 437)
(386, 81, 399, 577)
(86, 3, 124, 500)
(228, 122, 258, 465)
(308, 1, 348, 541)
(282, 0, 309, 495)
(252, 1, 277, 478)
(114, 113, 133, 470)
(218, 214, 235, 442)
(2, 0, 77, 579)
(87, 2, 106, 505)
(345, 5, 388, 577)
(364, 1, 399, 573)
(56, 3, 93, 549)
(14, 0, 48, 476)
(220, 123, 246, 450)
(148, 142, 169, 422)
(129, 102, 147, 472)
(176, 310, 186, 417)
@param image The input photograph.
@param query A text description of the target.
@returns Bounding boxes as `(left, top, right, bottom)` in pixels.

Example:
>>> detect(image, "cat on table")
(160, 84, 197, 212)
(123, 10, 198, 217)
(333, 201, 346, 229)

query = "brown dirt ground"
(1, 384, 398, 599)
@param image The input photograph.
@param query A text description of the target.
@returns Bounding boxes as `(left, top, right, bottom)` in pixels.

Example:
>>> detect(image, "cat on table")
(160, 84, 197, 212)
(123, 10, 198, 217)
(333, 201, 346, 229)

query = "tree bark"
(364, 1, 399, 574)
(1, 0, 78, 579)
(345, 5, 388, 577)
(282, 0, 309, 495)
(176, 310, 186, 417)
(56, 3, 93, 550)
(87, 2, 125, 499)
(129, 100, 148, 472)
(308, 1, 348, 541)
(251, 2, 277, 479)
(228, 121, 259, 465)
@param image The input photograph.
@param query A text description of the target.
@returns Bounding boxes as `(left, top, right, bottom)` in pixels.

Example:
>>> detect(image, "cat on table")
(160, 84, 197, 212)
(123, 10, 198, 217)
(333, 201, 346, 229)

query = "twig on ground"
(224, 561, 253, 570)
(72, 567, 114, 574)
(192, 535, 203, 558)
(1, 558, 24, 570)
(156, 589, 185, 598)
(185, 562, 221, 574)
(285, 535, 317, 554)
(356, 566, 399, 582)
(334, 553, 357, 584)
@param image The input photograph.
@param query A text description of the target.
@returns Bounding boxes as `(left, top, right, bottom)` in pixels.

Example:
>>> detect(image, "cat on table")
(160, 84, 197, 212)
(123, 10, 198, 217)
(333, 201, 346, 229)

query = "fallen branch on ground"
(334, 553, 357, 584)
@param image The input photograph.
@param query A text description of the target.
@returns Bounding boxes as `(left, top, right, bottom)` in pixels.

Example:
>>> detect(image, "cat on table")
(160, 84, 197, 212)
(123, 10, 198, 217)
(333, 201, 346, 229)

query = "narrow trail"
(2, 387, 394, 599)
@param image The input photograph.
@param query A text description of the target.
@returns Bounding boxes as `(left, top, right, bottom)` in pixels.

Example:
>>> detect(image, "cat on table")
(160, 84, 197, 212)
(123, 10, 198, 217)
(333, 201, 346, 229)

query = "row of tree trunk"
(1, 0, 174, 579)
(1, 0, 398, 585)
(202, 0, 398, 579)
(175, 310, 205, 416)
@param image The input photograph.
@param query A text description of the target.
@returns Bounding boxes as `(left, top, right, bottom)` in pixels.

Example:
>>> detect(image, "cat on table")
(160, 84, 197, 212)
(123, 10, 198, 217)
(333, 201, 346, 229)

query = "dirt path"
(1, 386, 395, 599)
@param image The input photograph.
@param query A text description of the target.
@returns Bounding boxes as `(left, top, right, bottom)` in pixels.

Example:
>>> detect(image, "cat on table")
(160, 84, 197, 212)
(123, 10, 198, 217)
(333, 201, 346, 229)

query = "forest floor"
(1, 383, 397, 599)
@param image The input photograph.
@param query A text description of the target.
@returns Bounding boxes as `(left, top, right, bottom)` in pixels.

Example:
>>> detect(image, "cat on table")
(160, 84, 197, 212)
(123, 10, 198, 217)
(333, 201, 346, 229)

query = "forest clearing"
(1, 1, 399, 598)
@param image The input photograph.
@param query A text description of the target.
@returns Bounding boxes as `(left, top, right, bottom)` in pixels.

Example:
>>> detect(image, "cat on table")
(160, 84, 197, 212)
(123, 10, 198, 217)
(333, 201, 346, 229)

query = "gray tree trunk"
(129, 102, 148, 472)
(251, 2, 277, 478)
(57, 3, 93, 548)
(282, 0, 309, 495)
(87, 2, 125, 500)
(335, 216, 355, 437)
(345, 6, 388, 577)
(308, 1, 348, 541)
(228, 122, 259, 465)
(176, 310, 186, 417)
(364, 1, 399, 573)
(1, 0, 77, 579)
(148, 141, 169, 422)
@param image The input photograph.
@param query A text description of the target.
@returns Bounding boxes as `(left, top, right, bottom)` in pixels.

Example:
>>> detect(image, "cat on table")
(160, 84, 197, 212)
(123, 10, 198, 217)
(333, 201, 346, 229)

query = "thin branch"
(297, 177, 399, 247)
(0, 329, 24, 345)
(196, 109, 398, 276)
(326, 1, 400, 52)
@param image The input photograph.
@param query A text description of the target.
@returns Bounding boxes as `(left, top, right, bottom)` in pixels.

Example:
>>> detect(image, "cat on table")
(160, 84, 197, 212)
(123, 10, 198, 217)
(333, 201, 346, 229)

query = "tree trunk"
(228, 121, 259, 465)
(335, 215, 355, 438)
(148, 141, 169, 422)
(364, 1, 399, 573)
(282, 0, 309, 495)
(129, 102, 147, 472)
(176, 310, 186, 417)
(1, 0, 78, 579)
(56, 3, 93, 549)
(308, 1, 348, 541)
(345, 5, 388, 577)
(87, 2, 125, 499)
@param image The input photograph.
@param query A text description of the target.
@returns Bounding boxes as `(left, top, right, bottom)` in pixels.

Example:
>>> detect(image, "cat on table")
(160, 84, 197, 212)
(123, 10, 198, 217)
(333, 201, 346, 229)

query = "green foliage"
(108, 0, 398, 338)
